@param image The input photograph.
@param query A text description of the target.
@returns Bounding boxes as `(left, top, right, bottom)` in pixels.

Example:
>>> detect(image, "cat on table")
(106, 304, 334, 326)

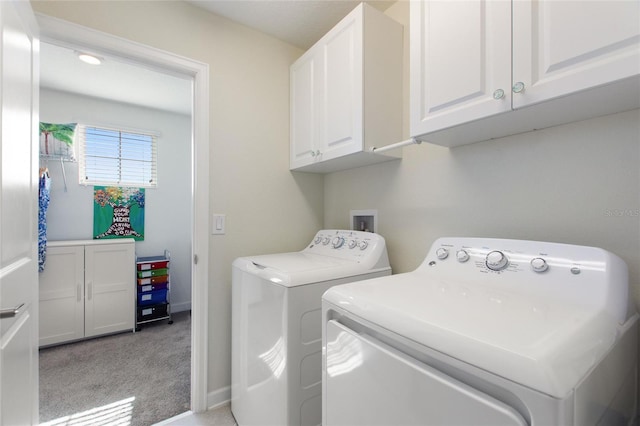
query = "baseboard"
(171, 301, 191, 313)
(152, 411, 194, 425)
(208, 386, 231, 410)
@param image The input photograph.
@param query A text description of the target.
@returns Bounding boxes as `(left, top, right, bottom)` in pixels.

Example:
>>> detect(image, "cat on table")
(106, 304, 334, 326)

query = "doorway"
(36, 13, 210, 418)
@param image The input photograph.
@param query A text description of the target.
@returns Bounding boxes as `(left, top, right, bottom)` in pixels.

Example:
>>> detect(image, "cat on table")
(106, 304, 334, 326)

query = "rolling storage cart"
(136, 250, 172, 330)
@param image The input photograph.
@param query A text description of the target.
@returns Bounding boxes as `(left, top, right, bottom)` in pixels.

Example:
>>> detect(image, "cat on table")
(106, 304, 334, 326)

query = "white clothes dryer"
(323, 237, 638, 426)
(231, 230, 391, 426)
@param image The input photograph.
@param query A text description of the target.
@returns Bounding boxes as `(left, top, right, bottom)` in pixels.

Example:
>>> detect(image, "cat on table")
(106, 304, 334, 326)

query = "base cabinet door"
(85, 243, 135, 338)
(39, 245, 84, 346)
(39, 239, 135, 346)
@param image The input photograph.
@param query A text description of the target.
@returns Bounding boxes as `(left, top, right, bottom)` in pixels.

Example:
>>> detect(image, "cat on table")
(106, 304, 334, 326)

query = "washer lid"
(234, 252, 389, 287)
(323, 272, 622, 399)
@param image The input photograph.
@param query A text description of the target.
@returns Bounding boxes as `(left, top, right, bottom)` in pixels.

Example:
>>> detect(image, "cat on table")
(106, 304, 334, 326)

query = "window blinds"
(78, 125, 157, 187)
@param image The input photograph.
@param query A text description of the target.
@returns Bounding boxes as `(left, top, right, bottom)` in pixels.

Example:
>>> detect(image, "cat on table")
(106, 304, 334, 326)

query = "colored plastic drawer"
(137, 260, 169, 271)
(137, 303, 169, 322)
(137, 275, 168, 286)
(137, 268, 168, 278)
(138, 282, 168, 293)
(138, 289, 168, 306)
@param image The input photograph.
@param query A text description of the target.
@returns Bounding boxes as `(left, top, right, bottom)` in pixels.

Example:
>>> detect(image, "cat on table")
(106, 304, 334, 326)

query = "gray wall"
(40, 88, 193, 311)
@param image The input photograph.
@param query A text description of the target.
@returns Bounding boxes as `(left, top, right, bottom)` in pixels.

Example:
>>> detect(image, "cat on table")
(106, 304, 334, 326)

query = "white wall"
(40, 88, 193, 311)
(31, 0, 324, 402)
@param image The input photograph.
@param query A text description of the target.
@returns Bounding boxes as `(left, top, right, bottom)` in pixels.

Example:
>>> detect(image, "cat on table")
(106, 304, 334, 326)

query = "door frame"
(35, 14, 210, 413)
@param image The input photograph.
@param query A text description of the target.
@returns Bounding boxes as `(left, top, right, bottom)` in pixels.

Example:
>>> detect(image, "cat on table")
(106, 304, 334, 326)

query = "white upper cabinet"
(410, 0, 512, 135)
(410, 0, 640, 147)
(291, 3, 403, 173)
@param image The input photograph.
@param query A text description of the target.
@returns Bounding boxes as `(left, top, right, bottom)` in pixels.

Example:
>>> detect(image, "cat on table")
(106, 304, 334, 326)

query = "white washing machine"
(323, 237, 638, 426)
(231, 230, 391, 426)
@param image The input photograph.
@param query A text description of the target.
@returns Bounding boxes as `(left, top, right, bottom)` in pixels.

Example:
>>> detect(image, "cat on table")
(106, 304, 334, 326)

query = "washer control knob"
(358, 240, 369, 250)
(332, 237, 345, 249)
(436, 248, 449, 260)
(530, 257, 548, 273)
(348, 239, 358, 249)
(486, 251, 509, 271)
(456, 250, 470, 263)
(322, 237, 331, 245)
(314, 236, 322, 244)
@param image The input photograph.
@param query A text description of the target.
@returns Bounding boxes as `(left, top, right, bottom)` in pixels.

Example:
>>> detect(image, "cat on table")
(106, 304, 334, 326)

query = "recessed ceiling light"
(76, 52, 103, 65)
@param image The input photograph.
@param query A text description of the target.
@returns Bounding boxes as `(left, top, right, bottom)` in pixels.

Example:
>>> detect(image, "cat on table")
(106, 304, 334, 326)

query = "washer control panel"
(306, 229, 385, 261)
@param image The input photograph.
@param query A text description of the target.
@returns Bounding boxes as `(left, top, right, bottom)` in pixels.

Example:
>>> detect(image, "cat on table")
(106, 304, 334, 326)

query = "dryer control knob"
(314, 236, 322, 244)
(332, 237, 345, 249)
(436, 248, 449, 260)
(348, 239, 358, 249)
(322, 237, 331, 245)
(358, 240, 369, 250)
(486, 251, 508, 271)
(530, 257, 548, 272)
(456, 250, 470, 263)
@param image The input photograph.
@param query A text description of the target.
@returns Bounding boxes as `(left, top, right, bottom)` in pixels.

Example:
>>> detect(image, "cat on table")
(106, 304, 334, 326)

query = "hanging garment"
(38, 169, 51, 272)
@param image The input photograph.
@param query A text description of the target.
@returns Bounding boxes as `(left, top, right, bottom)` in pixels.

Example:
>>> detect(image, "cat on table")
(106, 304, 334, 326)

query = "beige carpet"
(39, 311, 190, 426)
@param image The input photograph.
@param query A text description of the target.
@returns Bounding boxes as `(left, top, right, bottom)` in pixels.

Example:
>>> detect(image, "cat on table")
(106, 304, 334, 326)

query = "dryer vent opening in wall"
(351, 209, 377, 233)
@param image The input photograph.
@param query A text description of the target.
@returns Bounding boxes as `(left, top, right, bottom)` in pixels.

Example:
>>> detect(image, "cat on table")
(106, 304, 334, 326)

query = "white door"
(0, 1, 40, 424)
(410, 0, 512, 137)
(512, 0, 640, 109)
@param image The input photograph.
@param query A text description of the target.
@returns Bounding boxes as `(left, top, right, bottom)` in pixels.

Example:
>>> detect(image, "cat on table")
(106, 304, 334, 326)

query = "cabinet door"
(320, 10, 363, 160)
(39, 246, 84, 346)
(290, 50, 320, 169)
(410, 0, 512, 137)
(84, 243, 134, 337)
(513, 0, 640, 109)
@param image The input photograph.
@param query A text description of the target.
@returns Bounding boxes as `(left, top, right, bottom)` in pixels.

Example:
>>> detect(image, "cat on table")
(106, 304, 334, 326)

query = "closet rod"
(370, 137, 422, 153)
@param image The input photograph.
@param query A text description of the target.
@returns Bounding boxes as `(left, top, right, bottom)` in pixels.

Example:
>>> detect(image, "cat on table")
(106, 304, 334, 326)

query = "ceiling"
(40, 1, 395, 115)
(185, 0, 396, 50)
(40, 42, 193, 116)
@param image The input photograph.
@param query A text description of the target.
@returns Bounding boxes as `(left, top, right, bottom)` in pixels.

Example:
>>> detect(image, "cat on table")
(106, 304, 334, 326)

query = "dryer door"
(324, 320, 527, 426)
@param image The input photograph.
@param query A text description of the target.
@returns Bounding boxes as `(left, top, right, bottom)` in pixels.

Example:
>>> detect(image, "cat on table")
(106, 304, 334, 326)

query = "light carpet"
(39, 311, 190, 426)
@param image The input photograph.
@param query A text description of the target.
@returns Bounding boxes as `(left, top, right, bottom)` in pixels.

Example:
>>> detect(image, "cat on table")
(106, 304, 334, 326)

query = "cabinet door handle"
(77, 284, 82, 302)
(87, 282, 92, 301)
(0, 303, 25, 318)
(493, 89, 505, 100)
(512, 81, 525, 93)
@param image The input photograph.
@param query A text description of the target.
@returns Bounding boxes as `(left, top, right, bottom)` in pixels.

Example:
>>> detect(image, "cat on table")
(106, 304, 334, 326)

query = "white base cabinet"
(410, 0, 640, 147)
(39, 239, 135, 347)
(290, 3, 403, 173)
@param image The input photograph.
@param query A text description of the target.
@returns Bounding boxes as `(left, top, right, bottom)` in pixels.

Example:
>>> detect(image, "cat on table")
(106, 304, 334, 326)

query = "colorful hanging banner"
(93, 186, 145, 240)
(39, 122, 77, 161)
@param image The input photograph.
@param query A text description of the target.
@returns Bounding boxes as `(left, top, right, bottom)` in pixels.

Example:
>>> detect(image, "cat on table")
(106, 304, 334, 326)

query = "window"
(79, 125, 157, 187)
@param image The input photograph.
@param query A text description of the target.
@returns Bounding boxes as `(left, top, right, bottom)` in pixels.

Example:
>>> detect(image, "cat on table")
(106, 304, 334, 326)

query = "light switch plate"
(212, 214, 226, 235)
